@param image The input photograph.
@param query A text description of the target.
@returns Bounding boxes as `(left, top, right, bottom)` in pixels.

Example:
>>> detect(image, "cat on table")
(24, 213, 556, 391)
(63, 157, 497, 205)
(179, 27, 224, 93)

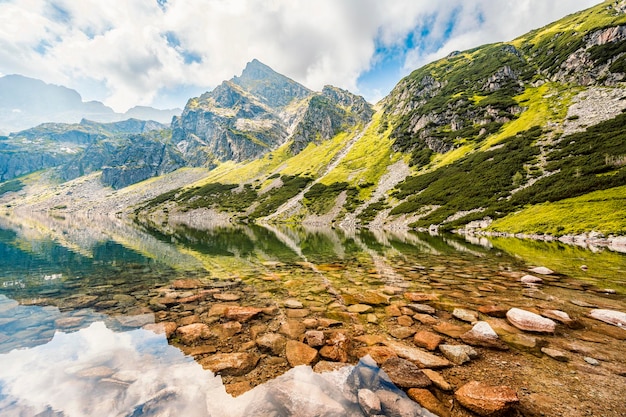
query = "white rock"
(453, 308, 479, 323)
(589, 309, 626, 327)
(521, 275, 543, 284)
(529, 266, 554, 275)
(506, 308, 556, 333)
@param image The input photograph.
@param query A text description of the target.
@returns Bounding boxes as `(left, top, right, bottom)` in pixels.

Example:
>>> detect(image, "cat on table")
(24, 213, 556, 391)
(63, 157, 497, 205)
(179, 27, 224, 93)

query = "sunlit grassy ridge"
(490, 185, 626, 236)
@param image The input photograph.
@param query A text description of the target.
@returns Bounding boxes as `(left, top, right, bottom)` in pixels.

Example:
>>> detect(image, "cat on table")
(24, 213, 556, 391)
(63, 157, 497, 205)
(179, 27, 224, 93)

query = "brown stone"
(397, 315, 414, 327)
(389, 326, 416, 339)
(413, 330, 442, 351)
(386, 305, 403, 317)
(383, 340, 451, 368)
(208, 303, 236, 317)
(313, 361, 350, 373)
(343, 290, 390, 306)
(225, 381, 251, 397)
(478, 305, 509, 318)
(176, 323, 212, 344)
(279, 319, 306, 339)
(439, 344, 478, 365)
(213, 292, 241, 301)
(256, 332, 286, 355)
(224, 306, 263, 322)
(381, 357, 432, 388)
(199, 353, 259, 376)
(541, 309, 583, 329)
(407, 388, 451, 417)
(286, 308, 310, 318)
(413, 313, 438, 324)
(404, 292, 439, 302)
(319, 331, 350, 362)
(455, 381, 519, 417)
(286, 340, 318, 366)
(212, 321, 242, 339)
(354, 346, 398, 365)
(172, 279, 203, 289)
(433, 322, 471, 338)
(304, 330, 325, 347)
(422, 369, 453, 391)
(177, 315, 200, 326)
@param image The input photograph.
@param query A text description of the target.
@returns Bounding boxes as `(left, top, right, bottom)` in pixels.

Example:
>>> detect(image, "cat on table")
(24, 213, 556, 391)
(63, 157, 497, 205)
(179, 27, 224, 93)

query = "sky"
(0, 0, 602, 112)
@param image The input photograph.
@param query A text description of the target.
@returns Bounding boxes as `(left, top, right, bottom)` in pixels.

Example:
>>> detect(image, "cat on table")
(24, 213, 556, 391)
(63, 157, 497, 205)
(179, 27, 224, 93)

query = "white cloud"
(0, 0, 603, 111)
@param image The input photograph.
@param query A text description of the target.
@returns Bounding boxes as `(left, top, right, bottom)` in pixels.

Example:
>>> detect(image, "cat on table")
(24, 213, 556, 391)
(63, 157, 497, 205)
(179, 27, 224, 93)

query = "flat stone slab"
(383, 340, 451, 369)
(589, 309, 626, 327)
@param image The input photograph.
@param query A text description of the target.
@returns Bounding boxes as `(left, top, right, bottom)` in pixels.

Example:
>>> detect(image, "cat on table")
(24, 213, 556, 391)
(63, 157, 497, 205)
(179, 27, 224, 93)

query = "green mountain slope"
(133, 1, 626, 236)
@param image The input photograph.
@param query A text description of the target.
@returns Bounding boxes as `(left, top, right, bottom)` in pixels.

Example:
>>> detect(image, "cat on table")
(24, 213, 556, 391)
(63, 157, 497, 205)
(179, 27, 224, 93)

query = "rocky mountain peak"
(231, 59, 311, 108)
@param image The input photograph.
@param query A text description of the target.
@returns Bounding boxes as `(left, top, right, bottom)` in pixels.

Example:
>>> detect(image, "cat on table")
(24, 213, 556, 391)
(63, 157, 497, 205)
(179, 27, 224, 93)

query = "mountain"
(132, 0, 626, 238)
(170, 59, 372, 166)
(0, 75, 181, 133)
(0, 118, 180, 188)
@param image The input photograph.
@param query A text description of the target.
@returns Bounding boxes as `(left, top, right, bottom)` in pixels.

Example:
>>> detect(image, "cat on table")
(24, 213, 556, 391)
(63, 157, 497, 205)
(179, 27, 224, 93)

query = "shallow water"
(0, 213, 625, 416)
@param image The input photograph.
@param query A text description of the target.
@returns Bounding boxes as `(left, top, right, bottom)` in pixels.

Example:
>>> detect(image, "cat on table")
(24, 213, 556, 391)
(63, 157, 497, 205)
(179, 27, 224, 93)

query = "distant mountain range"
(0, 75, 181, 134)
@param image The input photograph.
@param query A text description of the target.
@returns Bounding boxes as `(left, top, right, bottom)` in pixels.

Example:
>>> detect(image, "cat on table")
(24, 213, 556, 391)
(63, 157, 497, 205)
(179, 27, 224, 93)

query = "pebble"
(584, 357, 601, 366)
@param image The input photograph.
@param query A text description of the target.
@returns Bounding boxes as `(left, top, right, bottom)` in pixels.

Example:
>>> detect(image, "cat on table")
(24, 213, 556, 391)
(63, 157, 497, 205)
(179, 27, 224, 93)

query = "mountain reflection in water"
(0, 212, 625, 416)
(0, 299, 430, 417)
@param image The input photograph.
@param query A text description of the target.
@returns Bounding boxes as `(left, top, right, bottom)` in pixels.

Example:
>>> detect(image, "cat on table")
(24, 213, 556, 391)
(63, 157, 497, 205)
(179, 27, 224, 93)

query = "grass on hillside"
(490, 185, 626, 236)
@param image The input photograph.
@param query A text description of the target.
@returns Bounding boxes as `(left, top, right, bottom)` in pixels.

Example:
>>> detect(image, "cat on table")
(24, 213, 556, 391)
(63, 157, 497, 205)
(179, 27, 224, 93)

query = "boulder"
(455, 381, 519, 417)
(506, 308, 556, 333)
(380, 357, 432, 388)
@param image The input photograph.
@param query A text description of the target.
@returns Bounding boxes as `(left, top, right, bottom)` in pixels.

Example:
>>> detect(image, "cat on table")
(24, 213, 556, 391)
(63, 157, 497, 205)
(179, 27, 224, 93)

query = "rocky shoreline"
(11, 257, 624, 417)
(456, 228, 626, 254)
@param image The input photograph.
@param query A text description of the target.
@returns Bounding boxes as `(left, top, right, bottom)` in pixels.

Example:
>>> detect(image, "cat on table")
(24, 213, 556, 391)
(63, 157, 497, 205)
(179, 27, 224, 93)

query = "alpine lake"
(0, 211, 625, 417)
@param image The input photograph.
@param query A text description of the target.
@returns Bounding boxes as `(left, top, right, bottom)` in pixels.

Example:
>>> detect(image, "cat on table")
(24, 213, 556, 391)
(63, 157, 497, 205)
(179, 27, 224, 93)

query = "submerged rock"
(521, 275, 543, 284)
(506, 308, 556, 333)
(199, 352, 259, 376)
(413, 330, 442, 351)
(453, 308, 479, 323)
(455, 381, 519, 417)
(407, 388, 451, 417)
(439, 344, 478, 365)
(461, 321, 509, 350)
(589, 309, 626, 327)
(383, 340, 451, 369)
(358, 388, 382, 415)
(529, 267, 554, 275)
(380, 357, 432, 388)
(286, 340, 318, 366)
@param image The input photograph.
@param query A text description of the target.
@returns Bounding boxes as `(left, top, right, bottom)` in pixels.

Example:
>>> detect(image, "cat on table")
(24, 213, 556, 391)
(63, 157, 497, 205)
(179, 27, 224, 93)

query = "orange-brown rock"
(455, 381, 519, 417)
